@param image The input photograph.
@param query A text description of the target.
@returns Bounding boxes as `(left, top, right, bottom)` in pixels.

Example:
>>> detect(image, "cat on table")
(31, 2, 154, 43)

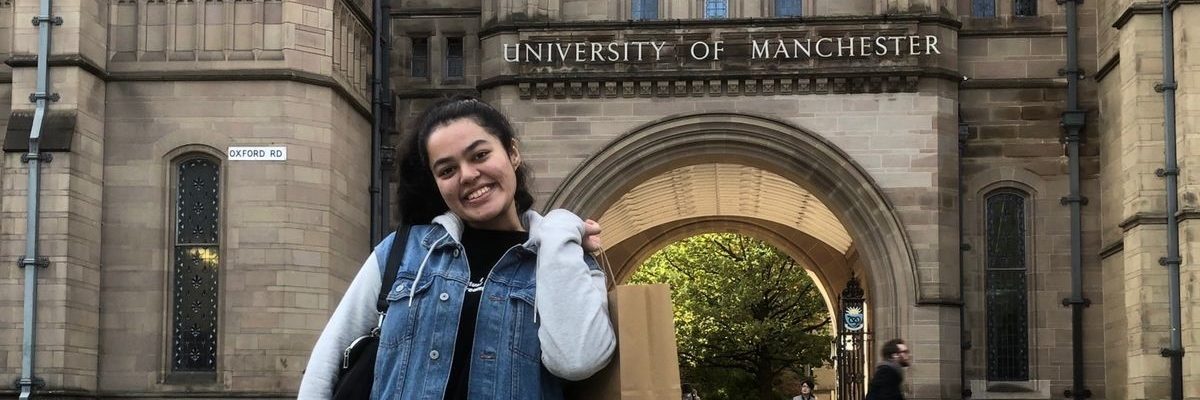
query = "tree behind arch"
(630, 233, 832, 400)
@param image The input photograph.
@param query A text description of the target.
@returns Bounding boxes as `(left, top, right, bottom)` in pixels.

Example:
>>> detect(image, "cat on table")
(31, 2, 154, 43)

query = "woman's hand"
(582, 219, 602, 253)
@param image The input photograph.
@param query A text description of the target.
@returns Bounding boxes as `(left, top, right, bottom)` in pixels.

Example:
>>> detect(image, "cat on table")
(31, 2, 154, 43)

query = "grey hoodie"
(298, 209, 616, 399)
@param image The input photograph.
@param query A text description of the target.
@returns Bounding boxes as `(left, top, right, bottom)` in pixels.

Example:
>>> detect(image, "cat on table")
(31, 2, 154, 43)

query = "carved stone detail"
(708, 80, 722, 95)
(637, 81, 652, 97)
(656, 81, 671, 97)
(507, 74, 923, 101)
(110, 0, 288, 62)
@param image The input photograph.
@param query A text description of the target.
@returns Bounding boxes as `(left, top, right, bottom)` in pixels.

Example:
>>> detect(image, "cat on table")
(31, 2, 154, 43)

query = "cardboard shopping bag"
(568, 283, 683, 400)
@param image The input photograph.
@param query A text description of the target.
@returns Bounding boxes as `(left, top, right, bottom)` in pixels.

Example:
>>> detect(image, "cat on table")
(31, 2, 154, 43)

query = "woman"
(300, 96, 616, 399)
(792, 379, 817, 400)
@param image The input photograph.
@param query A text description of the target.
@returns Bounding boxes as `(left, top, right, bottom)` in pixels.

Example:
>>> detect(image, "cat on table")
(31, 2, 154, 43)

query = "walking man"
(864, 338, 911, 400)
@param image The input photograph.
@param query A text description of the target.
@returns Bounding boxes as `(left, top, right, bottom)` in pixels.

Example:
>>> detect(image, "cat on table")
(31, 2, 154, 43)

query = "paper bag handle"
(595, 245, 617, 290)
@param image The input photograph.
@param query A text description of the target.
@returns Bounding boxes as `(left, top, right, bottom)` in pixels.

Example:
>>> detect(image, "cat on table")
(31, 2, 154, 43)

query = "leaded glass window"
(632, 0, 658, 19)
(971, 0, 995, 17)
(985, 191, 1029, 381)
(776, 0, 802, 16)
(446, 37, 464, 79)
(705, 0, 727, 19)
(1014, 0, 1036, 16)
(172, 157, 220, 373)
(411, 37, 429, 78)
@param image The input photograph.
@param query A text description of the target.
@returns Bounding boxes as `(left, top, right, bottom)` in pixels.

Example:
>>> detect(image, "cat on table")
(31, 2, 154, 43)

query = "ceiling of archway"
(597, 163, 853, 253)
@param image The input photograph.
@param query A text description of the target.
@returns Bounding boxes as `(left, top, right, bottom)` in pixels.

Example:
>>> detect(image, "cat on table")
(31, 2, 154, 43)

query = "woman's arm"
(533, 209, 617, 381)
(297, 243, 387, 399)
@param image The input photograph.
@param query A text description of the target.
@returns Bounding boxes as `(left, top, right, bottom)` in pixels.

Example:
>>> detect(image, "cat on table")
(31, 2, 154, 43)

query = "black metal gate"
(834, 277, 869, 400)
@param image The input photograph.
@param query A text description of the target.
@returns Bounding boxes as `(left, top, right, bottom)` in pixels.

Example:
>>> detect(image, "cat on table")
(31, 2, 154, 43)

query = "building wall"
(0, 0, 1196, 397)
(0, 0, 373, 394)
(95, 81, 369, 395)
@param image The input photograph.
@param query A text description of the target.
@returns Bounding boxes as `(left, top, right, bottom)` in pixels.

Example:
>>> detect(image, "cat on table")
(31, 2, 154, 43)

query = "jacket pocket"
(507, 286, 545, 399)
(380, 275, 431, 349)
(508, 287, 541, 362)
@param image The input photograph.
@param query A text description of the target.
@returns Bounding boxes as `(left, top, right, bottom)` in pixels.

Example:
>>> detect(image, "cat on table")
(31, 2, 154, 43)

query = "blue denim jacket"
(370, 223, 564, 400)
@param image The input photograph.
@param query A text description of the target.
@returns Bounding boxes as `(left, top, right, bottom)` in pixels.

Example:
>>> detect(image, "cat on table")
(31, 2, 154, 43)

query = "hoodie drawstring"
(409, 232, 450, 307)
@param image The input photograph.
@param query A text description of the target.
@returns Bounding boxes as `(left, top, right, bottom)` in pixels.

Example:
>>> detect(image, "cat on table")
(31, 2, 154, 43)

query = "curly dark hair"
(396, 95, 535, 225)
(881, 338, 906, 360)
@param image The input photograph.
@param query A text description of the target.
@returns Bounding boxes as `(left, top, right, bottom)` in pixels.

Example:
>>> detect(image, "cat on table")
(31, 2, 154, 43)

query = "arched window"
(632, 0, 658, 19)
(972, 0, 996, 16)
(171, 155, 221, 373)
(704, 0, 727, 18)
(984, 190, 1029, 381)
(1013, 0, 1036, 16)
(776, 0, 802, 16)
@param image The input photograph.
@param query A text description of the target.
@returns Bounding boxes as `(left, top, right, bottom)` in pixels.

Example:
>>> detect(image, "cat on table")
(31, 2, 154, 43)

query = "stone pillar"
(0, 0, 108, 394)
(1168, 4, 1200, 397)
(1099, 8, 1194, 399)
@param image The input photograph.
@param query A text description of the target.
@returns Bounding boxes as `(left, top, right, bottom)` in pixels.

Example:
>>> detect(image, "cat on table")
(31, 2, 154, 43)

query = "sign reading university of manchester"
(489, 21, 955, 97)
(503, 35, 941, 63)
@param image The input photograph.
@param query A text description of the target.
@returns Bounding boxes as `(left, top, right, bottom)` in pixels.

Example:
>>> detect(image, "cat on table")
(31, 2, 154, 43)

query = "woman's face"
(800, 383, 812, 394)
(425, 118, 523, 231)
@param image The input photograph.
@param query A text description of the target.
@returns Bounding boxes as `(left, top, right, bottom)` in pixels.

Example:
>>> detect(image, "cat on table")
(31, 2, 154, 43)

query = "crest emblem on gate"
(844, 306, 864, 332)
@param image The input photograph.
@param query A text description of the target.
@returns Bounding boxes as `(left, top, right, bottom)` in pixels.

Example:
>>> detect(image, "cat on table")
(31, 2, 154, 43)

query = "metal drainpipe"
(958, 102, 972, 399)
(1059, 0, 1089, 397)
(369, 0, 387, 244)
(1154, 0, 1184, 396)
(369, 0, 393, 241)
(18, 0, 61, 396)
(378, 0, 391, 232)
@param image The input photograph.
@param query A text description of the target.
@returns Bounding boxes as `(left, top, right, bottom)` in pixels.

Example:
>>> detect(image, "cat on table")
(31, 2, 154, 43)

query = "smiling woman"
(299, 96, 616, 400)
(425, 120, 523, 230)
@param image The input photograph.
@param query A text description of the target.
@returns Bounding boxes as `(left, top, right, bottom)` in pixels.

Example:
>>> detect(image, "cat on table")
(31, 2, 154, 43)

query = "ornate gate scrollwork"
(835, 276, 869, 400)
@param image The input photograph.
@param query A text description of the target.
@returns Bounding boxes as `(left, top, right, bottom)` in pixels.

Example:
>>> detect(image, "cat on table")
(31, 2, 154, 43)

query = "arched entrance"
(546, 112, 920, 339)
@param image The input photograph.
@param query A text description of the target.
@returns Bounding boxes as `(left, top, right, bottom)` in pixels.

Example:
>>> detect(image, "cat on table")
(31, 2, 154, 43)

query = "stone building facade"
(0, 0, 1196, 398)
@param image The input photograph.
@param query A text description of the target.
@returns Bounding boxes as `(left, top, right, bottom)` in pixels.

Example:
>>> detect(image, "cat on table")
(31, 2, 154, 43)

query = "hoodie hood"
(429, 209, 545, 251)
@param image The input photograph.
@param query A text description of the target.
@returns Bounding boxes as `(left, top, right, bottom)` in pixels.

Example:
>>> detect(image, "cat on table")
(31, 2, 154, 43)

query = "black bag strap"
(377, 225, 411, 313)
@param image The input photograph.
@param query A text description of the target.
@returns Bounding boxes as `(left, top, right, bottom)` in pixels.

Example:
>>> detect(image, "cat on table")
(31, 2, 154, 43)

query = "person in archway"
(299, 95, 616, 399)
(792, 379, 817, 400)
(864, 338, 911, 400)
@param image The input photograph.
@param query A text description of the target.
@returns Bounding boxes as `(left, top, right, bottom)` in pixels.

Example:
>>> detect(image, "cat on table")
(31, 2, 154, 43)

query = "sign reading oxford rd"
(227, 146, 287, 161)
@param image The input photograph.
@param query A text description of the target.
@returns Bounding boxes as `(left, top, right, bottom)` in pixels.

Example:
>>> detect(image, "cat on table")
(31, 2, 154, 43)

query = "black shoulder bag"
(331, 225, 411, 400)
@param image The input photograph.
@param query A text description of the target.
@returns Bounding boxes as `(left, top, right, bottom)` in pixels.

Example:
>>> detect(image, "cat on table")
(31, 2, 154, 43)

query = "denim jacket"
(299, 210, 615, 400)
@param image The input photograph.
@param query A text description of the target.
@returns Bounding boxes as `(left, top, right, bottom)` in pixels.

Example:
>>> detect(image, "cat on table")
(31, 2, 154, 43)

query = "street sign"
(228, 146, 287, 161)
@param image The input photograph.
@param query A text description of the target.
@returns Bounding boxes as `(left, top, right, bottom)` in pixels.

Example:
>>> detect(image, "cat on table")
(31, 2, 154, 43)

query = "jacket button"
(439, 293, 449, 301)
(453, 248, 461, 258)
(429, 350, 440, 360)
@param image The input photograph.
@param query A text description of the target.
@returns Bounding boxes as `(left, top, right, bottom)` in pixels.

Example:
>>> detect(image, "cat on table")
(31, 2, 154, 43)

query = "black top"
(863, 362, 905, 400)
(444, 226, 529, 400)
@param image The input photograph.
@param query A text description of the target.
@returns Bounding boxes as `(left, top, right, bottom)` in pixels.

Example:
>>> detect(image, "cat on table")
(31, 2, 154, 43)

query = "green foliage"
(630, 233, 833, 400)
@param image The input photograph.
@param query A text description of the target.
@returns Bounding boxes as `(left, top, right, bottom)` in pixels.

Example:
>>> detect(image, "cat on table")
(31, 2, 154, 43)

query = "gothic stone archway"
(546, 112, 920, 338)
(544, 112, 965, 399)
